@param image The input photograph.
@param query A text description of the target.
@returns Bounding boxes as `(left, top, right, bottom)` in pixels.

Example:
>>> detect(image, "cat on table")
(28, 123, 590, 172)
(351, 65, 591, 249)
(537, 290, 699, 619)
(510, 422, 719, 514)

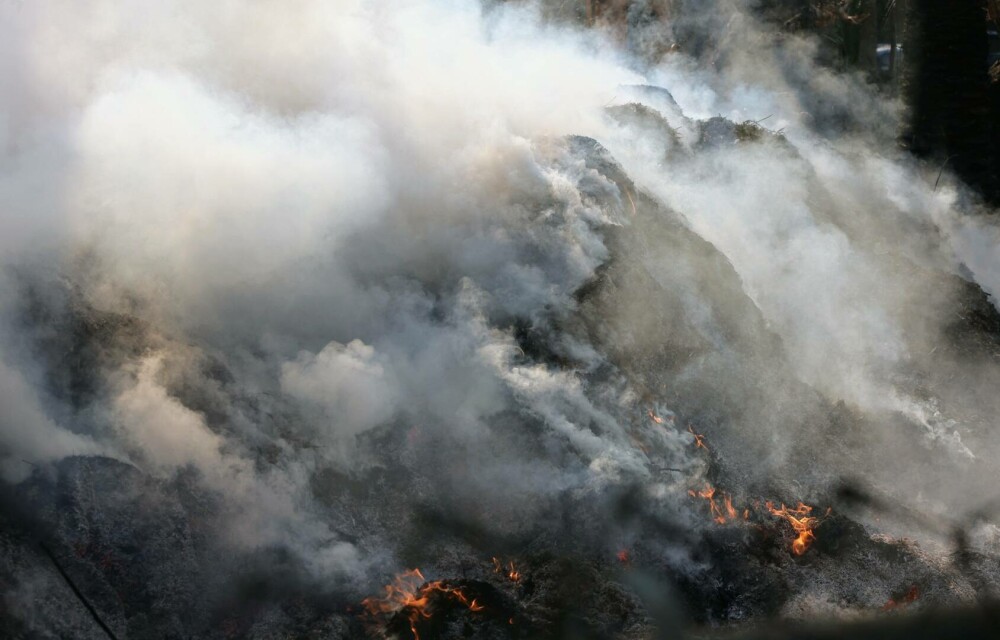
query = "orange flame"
(362, 569, 484, 640)
(625, 188, 637, 216)
(492, 557, 521, 583)
(723, 494, 737, 520)
(767, 501, 824, 555)
(648, 409, 664, 425)
(693, 484, 739, 524)
(687, 425, 708, 450)
(616, 548, 630, 564)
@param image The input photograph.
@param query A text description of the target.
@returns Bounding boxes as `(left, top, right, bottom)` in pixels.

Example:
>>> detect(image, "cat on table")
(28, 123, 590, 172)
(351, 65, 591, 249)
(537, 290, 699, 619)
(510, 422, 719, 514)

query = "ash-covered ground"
(3, 2, 1000, 639)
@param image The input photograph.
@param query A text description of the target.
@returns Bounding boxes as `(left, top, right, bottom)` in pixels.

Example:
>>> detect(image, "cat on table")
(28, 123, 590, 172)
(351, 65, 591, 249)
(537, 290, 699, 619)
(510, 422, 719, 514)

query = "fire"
(882, 585, 919, 611)
(687, 425, 708, 450)
(767, 501, 825, 555)
(723, 494, 737, 520)
(362, 569, 484, 640)
(648, 407, 677, 426)
(625, 188, 637, 216)
(692, 484, 738, 524)
(492, 557, 521, 583)
(687, 487, 826, 554)
(616, 548, 630, 564)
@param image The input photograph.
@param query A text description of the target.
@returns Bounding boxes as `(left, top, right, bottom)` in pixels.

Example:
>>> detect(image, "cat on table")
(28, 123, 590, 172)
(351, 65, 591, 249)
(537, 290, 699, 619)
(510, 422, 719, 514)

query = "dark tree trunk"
(887, 0, 900, 80)
(843, 0, 878, 73)
(902, 0, 998, 203)
(857, 0, 879, 72)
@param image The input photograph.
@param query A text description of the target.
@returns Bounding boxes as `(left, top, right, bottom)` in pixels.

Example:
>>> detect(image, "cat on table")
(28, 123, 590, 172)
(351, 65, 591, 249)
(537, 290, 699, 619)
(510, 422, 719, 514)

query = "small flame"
(624, 188, 637, 216)
(616, 548, 630, 564)
(648, 409, 664, 425)
(492, 557, 521, 583)
(767, 501, 824, 555)
(693, 484, 738, 524)
(687, 425, 708, 450)
(362, 569, 484, 640)
(723, 494, 737, 520)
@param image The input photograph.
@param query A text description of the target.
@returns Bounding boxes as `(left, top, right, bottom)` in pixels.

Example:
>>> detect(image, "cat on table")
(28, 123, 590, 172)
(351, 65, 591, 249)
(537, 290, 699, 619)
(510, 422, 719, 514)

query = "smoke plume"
(3, 0, 1000, 636)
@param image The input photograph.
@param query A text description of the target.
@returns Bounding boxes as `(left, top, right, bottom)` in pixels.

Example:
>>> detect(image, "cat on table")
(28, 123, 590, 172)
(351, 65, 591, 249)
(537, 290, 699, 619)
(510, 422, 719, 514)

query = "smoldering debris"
(4, 1, 1000, 639)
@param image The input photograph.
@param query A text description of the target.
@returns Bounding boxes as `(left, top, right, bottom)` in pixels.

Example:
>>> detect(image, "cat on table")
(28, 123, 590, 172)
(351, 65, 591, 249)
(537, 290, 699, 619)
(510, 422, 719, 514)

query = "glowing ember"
(492, 557, 521, 583)
(362, 569, 484, 640)
(687, 425, 708, 450)
(616, 548, 630, 564)
(882, 585, 920, 611)
(767, 501, 826, 555)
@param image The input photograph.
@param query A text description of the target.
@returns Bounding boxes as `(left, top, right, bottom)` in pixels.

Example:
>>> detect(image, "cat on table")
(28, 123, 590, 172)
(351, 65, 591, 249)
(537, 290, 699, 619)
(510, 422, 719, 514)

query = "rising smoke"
(2, 0, 1000, 635)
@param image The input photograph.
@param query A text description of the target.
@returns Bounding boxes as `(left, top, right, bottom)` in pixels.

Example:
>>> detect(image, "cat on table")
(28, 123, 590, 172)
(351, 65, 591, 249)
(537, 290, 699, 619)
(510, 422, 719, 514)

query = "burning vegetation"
(689, 484, 738, 525)
(7, 2, 1000, 640)
(362, 569, 485, 640)
(766, 502, 829, 556)
(492, 557, 522, 584)
(687, 425, 708, 450)
(687, 482, 829, 555)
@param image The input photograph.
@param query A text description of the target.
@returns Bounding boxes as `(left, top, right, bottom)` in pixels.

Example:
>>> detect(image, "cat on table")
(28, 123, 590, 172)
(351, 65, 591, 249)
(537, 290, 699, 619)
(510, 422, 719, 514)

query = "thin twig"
(934, 155, 957, 191)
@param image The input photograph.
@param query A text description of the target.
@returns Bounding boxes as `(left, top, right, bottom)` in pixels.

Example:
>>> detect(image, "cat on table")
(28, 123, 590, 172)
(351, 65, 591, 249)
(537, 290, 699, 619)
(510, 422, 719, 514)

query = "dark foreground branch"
(38, 541, 118, 640)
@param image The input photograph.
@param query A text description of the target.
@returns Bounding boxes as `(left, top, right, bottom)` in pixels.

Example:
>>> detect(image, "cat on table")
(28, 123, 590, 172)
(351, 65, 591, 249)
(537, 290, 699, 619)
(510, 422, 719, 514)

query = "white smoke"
(0, 353, 102, 482)
(2, 0, 1000, 604)
(282, 339, 400, 448)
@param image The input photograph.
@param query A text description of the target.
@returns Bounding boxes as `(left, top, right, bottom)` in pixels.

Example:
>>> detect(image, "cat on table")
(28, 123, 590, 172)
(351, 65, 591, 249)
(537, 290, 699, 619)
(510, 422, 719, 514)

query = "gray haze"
(3, 0, 1000, 625)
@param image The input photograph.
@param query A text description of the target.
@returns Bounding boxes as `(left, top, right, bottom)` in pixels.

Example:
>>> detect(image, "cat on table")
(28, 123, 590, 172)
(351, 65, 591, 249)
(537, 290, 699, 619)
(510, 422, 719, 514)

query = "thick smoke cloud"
(3, 0, 1000, 629)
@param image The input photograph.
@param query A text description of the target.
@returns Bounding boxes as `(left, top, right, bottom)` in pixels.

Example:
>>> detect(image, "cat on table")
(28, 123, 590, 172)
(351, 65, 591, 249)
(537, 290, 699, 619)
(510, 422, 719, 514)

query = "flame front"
(688, 485, 826, 554)
(362, 569, 484, 640)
